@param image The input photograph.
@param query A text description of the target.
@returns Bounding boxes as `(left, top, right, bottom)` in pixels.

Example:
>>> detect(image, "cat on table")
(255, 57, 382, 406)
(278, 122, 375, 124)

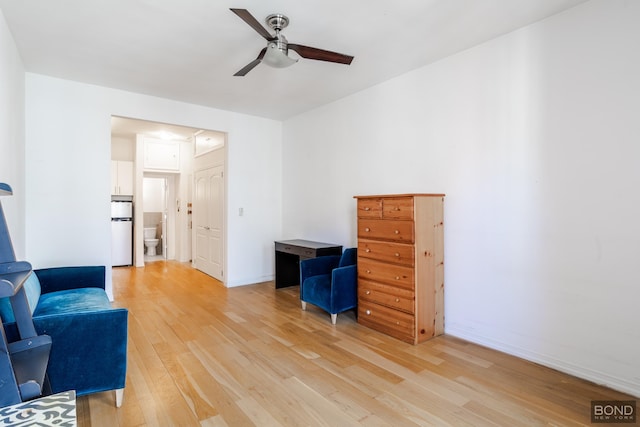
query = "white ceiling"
(111, 116, 208, 141)
(1, 0, 587, 121)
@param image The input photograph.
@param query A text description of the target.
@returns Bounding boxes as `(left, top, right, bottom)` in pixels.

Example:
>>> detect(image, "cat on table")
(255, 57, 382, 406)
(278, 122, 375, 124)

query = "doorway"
(142, 176, 169, 262)
(111, 116, 227, 277)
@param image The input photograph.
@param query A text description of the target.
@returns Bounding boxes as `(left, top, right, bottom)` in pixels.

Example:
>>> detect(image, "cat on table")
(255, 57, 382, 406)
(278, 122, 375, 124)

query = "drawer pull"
(365, 309, 371, 315)
(364, 207, 370, 211)
(366, 270, 371, 274)
(365, 227, 371, 232)
(395, 298, 400, 302)
(395, 276, 400, 280)
(365, 290, 371, 295)
(366, 248, 371, 253)
(394, 252, 400, 257)
(394, 230, 399, 234)
(396, 321, 400, 325)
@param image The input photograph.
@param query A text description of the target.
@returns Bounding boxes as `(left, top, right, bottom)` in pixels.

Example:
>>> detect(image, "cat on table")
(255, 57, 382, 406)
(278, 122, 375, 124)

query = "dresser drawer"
(357, 198, 382, 219)
(358, 279, 414, 314)
(358, 301, 415, 342)
(357, 219, 414, 243)
(358, 239, 414, 267)
(382, 197, 414, 220)
(358, 258, 414, 290)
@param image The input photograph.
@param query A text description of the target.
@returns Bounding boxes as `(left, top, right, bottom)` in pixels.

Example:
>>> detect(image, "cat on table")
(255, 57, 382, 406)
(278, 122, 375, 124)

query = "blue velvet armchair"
(0, 266, 128, 407)
(300, 248, 357, 324)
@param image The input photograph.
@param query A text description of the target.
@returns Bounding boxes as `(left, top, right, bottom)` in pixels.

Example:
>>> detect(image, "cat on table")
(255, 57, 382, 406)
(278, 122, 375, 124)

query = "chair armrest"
(2, 306, 128, 396)
(300, 255, 341, 284)
(35, 266, 106, 294)
(331, 264, 357, 293)
(330, 264, 358, 312)
(34, 308, 128, 395)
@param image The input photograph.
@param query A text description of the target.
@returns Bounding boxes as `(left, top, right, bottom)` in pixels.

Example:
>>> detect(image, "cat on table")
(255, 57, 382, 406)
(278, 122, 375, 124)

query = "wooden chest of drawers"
(354, 194, 444, 344)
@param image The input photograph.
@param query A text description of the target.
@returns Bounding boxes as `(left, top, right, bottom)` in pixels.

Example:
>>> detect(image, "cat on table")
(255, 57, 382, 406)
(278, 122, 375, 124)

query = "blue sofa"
(0, 266, 128, 406)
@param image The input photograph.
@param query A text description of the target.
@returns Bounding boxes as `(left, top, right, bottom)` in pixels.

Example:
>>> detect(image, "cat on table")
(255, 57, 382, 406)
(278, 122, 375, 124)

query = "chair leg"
(331, 313, 337, 325)
(301, 301, 307, 310)
(115, 388, 124, 407)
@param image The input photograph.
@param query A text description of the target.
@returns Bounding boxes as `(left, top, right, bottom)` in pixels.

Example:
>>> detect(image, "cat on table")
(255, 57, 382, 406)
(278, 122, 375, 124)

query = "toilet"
(143, 227, 160, 257)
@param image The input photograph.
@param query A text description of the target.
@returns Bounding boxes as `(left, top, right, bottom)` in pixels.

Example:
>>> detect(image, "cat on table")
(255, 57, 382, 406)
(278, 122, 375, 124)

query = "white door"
(193, 166, 224, 280)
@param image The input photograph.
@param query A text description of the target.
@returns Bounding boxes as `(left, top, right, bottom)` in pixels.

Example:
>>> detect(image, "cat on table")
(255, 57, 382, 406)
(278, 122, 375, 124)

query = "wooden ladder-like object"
(0, 183, 52, 407)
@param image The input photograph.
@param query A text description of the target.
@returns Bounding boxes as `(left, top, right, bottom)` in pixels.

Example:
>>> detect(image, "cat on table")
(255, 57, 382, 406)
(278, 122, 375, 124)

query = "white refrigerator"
(111, 199, 133, 266)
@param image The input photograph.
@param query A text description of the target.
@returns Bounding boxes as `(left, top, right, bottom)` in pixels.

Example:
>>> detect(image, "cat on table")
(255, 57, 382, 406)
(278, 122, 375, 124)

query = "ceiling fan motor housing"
(270, 33, 289, 52)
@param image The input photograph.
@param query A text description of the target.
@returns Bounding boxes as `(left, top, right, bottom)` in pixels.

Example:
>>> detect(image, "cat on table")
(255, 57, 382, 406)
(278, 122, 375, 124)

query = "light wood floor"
(77, 261, 634, 426)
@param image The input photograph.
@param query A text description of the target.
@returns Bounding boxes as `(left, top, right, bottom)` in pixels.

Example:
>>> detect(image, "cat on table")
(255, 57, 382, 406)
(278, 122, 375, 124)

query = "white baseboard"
(446, 325, 639, 398)
(225, 274, 275, 288)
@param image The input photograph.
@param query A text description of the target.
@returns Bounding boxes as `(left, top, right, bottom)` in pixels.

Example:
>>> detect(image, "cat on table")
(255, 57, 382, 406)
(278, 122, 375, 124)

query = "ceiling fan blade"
(234, 48, 267, 76)
(288, 44, 354, 65)
(230, 8, 274, 41)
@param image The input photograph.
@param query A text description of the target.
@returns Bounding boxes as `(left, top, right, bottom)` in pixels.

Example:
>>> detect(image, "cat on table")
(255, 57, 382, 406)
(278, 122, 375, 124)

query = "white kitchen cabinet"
(111, 160, 134, 195)
(143, 139, 180, 171)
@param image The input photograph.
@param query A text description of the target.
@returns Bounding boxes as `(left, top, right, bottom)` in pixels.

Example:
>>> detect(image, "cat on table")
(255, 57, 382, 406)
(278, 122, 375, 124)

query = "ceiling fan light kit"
(263, 43, 298, 68)
(230, 8, 354, 76)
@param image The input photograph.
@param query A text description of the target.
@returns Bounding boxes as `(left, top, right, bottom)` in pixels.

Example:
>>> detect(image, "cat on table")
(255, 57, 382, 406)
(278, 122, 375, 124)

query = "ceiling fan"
(230, 8, 354, 76)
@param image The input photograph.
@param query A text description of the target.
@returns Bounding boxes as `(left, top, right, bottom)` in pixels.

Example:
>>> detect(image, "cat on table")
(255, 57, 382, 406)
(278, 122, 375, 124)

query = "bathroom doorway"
(142, 175, 172, 262)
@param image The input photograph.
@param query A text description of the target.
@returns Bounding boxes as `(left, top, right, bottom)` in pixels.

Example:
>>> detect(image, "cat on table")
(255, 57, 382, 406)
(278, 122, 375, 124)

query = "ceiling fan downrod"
(266, 14, 289, 53)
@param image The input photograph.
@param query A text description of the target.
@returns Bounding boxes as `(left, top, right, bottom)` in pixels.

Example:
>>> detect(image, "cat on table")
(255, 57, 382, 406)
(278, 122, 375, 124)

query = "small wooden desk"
(274, 240, 342, 289)
(0, 390, 76, 426)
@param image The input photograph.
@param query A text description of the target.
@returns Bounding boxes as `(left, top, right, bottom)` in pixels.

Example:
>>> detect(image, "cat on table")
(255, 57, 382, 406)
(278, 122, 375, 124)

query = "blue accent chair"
(300, 248, 357, 324)
(1, 266, 128, 407)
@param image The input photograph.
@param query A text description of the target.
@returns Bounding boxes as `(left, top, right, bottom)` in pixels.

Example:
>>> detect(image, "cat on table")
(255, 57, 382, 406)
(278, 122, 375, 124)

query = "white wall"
(0, 10, 25, 259)
(226, 114, 282, 286)
(25, 74, 282, 295)
(282, 0, 640, 396)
